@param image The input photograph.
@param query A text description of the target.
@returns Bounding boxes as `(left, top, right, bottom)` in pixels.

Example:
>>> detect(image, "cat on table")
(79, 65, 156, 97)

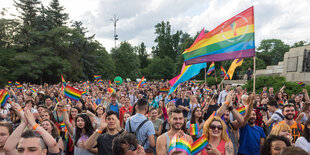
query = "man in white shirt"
(217, 85, 231, 105)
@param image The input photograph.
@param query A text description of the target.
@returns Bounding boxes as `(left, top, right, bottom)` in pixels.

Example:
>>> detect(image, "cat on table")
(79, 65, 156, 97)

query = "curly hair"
(203, 116, 230, 142)
(261, 135, 291, 155)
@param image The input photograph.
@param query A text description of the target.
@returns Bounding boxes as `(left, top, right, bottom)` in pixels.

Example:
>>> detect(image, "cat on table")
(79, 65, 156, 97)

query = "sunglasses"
(57, 105, 63, 107)
(128, 144, 136, 151)
(209, 124, 223, 130)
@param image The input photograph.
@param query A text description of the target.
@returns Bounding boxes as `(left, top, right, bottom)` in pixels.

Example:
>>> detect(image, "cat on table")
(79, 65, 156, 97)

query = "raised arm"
(24, 109, 59, 154)
(4, 102, 26, 155)
(62, 100, 74, 135)
(240, 94, 254, 127)
(217, 90, 233, 117)
(303, 89, 310, 102)
(84, 114, 107, 149)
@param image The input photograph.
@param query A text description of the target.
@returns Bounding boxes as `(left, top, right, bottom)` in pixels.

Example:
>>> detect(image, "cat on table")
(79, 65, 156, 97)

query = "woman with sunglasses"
(200, 116, 233, 155)
(53, 102, 65, 130)
(62, 100, 97, 155)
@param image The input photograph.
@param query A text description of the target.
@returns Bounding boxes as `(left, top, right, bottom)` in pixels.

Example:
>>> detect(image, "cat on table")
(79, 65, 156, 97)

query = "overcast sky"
(2, 0, 310, 52)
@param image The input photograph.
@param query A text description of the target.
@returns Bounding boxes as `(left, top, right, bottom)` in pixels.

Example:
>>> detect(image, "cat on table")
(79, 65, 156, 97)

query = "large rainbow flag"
(168, 29, 207, 95)
(0, 90, 9, 108)
(64, 85, 82, 101)
(191, 135, 208, 155)
(183, 6, 255, 65)
(207, 62, 215, 75)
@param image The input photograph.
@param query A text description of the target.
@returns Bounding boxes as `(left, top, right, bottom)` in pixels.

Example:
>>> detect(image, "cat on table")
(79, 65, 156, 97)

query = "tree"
(46, 0, 69, 28)
(143, 56, 176, 80)
(136, 42, 149, 69)
(291, 40, 308, 48)
(111, 41, 140, 79)
(257, 39, 290, 66)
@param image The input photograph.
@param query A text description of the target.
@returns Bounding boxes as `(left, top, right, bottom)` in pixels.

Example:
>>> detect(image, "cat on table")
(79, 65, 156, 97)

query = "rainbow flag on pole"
(94, 75, 101, 80)
(54, 97, 60, 103)
(207, 62, 215, 75)
(0, 90, 9, 108)
(64, 85, 82, 101)
(191, 135, 208, 155)
(61, 75, 66, 91)
(168, 134, 191, 155)
(8, 81, 12, 86)
(137, 76, 144, 89)
(221, 66, 229, 80)
(183, 7, 255, 65)
(236, 106, 246, 115)
(298, 82, 305, 87)
(30, 88, 36, 93)
(190, 124, 199, 136)
(16, 84, 23, 90)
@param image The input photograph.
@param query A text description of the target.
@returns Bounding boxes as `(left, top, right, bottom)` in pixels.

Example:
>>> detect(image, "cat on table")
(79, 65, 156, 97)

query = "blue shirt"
(125, 113, 155, 149)
(110, 104, 119, 115)
(95, 98, 102, 105)
(175, 98, 189, 118)
(239, 124, 266, 155)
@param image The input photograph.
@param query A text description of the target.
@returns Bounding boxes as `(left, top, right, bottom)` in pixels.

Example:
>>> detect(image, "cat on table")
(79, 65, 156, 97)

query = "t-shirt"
(270, 109, 284, 123)
(125, 113, 155, 149)
(151, 118, 163, 140)
(175, 98, 190, 118)
(110, 104, 119, 115)
(277, 120, 304, 143)
(239, 124, 266, 155)
(97, 131, 123, 155)
(186, 121, 204, 141)
(295, 137, 310, 152)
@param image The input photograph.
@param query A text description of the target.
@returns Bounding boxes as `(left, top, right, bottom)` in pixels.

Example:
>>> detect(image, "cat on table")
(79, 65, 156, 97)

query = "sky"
(1, 0, 310, 53)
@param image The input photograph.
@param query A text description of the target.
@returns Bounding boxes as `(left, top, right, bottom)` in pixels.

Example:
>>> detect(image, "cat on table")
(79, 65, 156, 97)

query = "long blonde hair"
(269, 123, 291, 138)
(203, 116, 230, 142)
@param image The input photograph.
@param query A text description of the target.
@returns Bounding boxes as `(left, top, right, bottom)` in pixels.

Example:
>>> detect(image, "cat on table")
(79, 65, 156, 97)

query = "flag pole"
(204, 62, 207, 84)
(253, 56, 256, 93)
(211, 73, 227, 100)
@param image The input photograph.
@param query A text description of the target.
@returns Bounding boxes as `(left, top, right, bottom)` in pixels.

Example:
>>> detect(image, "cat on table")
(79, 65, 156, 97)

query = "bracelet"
(96, 129, 103, 134)
(17, 109, 23, 111)
(32, 123, 39, 130)
(63, 109, 67, 112)
(225, 101, 230, 105)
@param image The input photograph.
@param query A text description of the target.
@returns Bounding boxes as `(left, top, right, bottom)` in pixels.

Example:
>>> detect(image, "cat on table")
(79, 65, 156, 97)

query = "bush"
(243, 75, 310, 96)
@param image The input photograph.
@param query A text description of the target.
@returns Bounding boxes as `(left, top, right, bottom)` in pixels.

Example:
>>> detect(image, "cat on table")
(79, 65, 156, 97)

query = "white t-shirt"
(295, 137, 310, 152)
(270, 109, 283, 123)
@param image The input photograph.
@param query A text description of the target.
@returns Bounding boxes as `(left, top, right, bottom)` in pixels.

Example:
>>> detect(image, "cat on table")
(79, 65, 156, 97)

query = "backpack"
(128, 118, 149, 147)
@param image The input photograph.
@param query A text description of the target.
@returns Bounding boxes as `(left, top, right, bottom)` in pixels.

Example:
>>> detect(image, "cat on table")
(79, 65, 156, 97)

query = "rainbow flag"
(190, 124, 199, 136)
(0, 90, 9, 108)
(54, 97, 60, 103)
(221, 66, 229, 80)
(236, 106, 246, 115)
(160, 88, 169, 93)
(15, 82, 20, 85)
(191, 135, 208, 155)
(64, 85, 82, 101)
(61, 75, 66, 91)
(16, 85, 23, 90)
(8, 81, 12, 86)
(205, 88, 211, 92)
(109, 80, 112, 87)
(278, 100, 284, 106)
(82, 91, 87, 96)
(207, 62, 215, 75)
(168, 134, 191, 155)
(298, 82, 305, 87)
(94, 75, 101, 80)
(97, 79, 103, 84)
(137, 76, 145, 89)
(60, 122, 65, 128)
(30, 88, 36, 93)
(227, 58, 244, 80)
(190, 80, 196, 84)
(183, 7, 255, 65)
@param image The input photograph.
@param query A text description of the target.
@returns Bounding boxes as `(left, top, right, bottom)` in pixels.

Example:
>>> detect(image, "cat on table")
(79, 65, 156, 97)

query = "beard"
(284, 114, 295, 120)
(248, 118, 256, 125)
(171, 123, 183, 130)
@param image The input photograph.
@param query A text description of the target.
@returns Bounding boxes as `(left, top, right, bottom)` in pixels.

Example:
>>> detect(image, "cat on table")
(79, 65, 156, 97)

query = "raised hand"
(24, 108, 36, 127)
(99, 113, 107, 131)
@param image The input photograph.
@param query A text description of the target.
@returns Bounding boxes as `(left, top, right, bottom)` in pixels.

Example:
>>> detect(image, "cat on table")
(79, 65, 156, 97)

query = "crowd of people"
(0, 80, 310, 155)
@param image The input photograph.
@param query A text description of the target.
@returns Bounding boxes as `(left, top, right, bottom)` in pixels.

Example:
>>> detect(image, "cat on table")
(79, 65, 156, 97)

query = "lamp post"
(111, 14, 119, 48)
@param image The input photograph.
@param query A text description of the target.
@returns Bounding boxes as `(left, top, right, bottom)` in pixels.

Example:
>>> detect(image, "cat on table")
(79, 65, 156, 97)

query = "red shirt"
(119, 106, 133, 125)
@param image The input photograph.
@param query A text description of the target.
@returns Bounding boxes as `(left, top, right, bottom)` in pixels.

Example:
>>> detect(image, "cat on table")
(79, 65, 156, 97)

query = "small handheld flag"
(160, 88, 169, 93)
(61, 75, 66, 91)
(8, 81, 12, 86)
(64, 85, 82, 101)
(207, 62, 215, 75)
(0, 90, 10, 108)
(190, 124, 199, 136)
(191, 135, 208, 155)
(54, 97, 60, 103)
(60, 122, 65, 128)
(94, 75, 101, 80)
(137, 76, 144, 89)
(30, 88, 36, 93)
(278, 101, 284, 106)
(298, 82, 305, 87)
(236, 106, 246, 115)
(221, 66, 229, 80)
(16, 85, 23, 90)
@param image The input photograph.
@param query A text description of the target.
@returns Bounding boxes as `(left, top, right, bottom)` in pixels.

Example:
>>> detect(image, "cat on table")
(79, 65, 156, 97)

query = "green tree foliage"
(111, 41, 140, 79)
(257, 39, 290, 66)
(291, 40, 308, 48)
(136, 42, 149, 69)
(243, 76, 310, 96)
(143, 56, 176, 80)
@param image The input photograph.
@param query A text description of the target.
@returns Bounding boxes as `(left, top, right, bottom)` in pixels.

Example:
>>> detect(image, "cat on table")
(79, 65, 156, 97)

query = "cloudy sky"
(2, 0, 310, 52)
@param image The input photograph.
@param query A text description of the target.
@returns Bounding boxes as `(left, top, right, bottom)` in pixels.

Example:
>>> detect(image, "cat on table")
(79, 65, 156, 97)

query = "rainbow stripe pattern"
(298, 82, 305, 87)
(278, 101, 284, 106)
(190, 124, 199, 136)
(30, 88, 36, 93)
(221, 66, 229, 80)
(109, 80, 112, 87)
(191, 135, 208, 155)
(205, 88, 211, 92)
(15, 82, 20, 85)
(0, 90, 9, 108)
(236, 106, 246, 115)
(137, 76, 144, 89)
(160, 88, 169, 93)
(183, 7, 255, 65)
(16, 84, 23, 90)
(207, 62, 215, 75)
(94, 75, 101, 80)
(8, 81, 12, 86)
(168, 134, 191, 155)
(54, 97, 60, 103)
(60, 122, 65, 128)
(82, 91, 87, 96)
(64, 85, 82, 101)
